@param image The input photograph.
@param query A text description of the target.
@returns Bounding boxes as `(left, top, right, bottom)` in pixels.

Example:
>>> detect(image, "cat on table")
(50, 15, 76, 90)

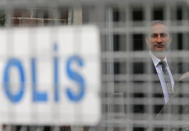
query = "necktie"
(159, 61, 173, 94)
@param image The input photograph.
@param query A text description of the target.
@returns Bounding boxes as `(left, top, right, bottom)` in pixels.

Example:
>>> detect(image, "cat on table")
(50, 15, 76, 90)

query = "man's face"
(146, 23, 171, 52)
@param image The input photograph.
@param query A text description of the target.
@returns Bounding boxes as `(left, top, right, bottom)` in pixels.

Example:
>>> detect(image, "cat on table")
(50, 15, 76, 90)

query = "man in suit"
(145, 21, 175, 117)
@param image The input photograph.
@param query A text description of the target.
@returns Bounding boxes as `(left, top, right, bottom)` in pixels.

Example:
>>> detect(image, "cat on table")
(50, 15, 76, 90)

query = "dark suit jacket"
(131, 53, 177, 120)
(149, 53, 187, 128)
(131, 52, 189, 130)
(150, 54, 178, 119)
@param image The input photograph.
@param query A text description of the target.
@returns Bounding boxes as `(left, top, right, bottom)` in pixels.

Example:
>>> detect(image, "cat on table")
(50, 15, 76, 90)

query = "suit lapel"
(148, 56, 165, 115)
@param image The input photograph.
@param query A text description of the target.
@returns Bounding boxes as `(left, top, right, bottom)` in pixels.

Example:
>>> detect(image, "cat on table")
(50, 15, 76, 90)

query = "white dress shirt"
(149, 51, 175, 104)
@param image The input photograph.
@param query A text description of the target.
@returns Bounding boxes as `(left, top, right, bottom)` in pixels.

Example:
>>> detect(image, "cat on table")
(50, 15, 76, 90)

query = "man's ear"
(145, 37, 150, 48)
(168, 36, 172, 44)
(167, 35, 172, 48)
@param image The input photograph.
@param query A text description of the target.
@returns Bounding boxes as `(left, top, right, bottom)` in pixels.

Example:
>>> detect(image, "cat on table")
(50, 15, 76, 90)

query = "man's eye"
(151, 34, 158, 38)
(160, 33, 167, 37)
(151, 33, 168, 38)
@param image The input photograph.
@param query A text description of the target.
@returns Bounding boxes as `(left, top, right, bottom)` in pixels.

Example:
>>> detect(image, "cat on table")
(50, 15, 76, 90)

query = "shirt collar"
(149, 51, 167, 67)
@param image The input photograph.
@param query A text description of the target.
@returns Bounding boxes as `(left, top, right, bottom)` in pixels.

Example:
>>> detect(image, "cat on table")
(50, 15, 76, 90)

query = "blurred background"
(1, 0, 189, 131)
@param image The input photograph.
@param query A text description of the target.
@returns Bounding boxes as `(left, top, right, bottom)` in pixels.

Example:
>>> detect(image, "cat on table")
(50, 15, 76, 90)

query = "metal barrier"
(1, 0, 189, 131)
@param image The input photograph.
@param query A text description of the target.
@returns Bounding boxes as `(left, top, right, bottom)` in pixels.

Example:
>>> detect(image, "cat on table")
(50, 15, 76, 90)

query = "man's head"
(146, 21, 171, 53)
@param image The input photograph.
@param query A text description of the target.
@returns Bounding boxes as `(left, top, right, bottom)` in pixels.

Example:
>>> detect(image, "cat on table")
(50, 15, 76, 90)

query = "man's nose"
(156, 34, 162, 42)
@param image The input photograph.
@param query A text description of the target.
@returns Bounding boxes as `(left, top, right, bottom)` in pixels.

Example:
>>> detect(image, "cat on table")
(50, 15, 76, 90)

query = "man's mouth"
(155, 44, 164, 48)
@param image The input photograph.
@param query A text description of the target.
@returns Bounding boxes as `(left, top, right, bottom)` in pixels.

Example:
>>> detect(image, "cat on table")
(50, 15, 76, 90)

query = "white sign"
(0, 26, 101, 125)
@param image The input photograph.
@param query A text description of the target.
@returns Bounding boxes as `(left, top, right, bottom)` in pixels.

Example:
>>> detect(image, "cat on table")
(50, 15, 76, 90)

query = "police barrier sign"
(0, 26, 101, 125)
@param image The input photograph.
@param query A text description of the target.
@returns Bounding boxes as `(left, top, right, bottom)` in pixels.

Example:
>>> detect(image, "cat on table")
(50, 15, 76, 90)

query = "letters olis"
(3, 44, 86, 103)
